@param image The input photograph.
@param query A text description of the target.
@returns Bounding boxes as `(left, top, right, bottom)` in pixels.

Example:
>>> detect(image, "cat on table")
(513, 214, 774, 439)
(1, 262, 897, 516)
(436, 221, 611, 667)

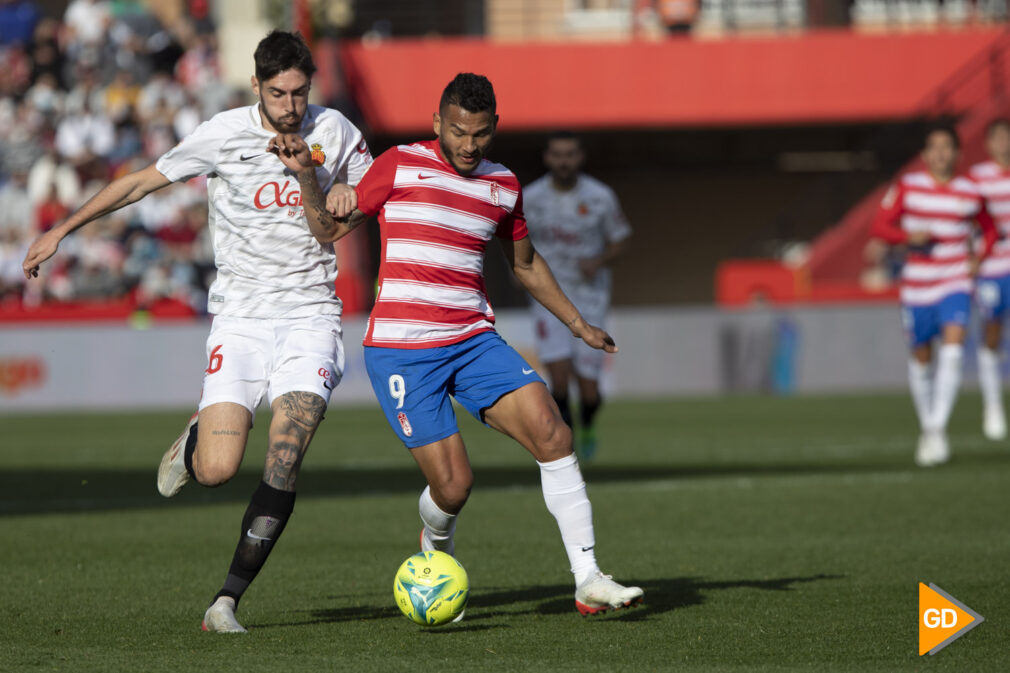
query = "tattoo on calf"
(262, 392, 326, 490)
(264, 440, 304, 491)
(279, 391, 326, 434)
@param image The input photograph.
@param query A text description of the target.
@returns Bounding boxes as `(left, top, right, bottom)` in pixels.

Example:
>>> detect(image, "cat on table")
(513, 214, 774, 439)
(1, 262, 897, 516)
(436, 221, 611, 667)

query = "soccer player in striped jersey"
(871, 124, 995, 466)
(22, 32, 372, 632)
(272, 73, 644, 615)
(523, 132, 631, 460)
(969, 118, 1010, 441)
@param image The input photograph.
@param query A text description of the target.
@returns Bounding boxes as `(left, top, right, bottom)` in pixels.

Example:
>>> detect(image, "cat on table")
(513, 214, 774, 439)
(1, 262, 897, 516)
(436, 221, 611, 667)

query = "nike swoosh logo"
(246, 529, 272, 542)
(417, 173, 437, 180)
(240, 153, 264, 161)
(522, 368, 535, 375)
(581, 546, 594, 552)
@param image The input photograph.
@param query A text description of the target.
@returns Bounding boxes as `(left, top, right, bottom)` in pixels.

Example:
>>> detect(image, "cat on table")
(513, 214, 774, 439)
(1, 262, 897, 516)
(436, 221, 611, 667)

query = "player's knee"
(534, 411, 573, 461)
(432, 475, 472, 512)
(193, 453, 240, 487)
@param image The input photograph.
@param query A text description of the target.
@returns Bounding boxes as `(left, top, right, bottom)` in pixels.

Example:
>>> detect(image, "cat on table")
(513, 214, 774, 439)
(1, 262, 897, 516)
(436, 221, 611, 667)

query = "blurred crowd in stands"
(0, 0, 241, 313)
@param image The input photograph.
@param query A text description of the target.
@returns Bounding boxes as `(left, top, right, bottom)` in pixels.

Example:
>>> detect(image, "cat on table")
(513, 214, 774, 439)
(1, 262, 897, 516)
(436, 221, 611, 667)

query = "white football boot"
(157, 412, 198, 497)
(574, 571, 644, 615)
(915, 430, 950, 467)
(983, 405, 1007, 441)
(931, 431, 951, 466)
(202, 596, 247, 633)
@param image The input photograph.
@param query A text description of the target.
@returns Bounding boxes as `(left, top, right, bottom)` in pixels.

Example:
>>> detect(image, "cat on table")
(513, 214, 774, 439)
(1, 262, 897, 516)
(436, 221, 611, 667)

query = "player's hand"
(969, 257, 981, 277)
(906, 230, 932, 247)
(578, 256, 602, 280)
(326, 183, 357, 220)
(22, 229, 62, 279)
(570, 318, 618, 354)
(268, 133, 313, 173)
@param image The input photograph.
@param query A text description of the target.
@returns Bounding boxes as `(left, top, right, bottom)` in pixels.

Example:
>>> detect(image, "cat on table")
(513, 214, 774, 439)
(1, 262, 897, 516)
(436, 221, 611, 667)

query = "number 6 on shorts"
(388, 374, 406, 409)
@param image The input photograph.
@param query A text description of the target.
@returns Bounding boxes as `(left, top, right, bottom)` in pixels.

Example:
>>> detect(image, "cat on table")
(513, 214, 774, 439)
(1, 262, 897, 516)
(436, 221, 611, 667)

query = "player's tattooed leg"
(264, 391, 326, 491)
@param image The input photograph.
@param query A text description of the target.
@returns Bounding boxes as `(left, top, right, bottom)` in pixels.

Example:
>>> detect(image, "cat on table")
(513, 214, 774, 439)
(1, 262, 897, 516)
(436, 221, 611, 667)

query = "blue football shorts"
(364, 330, 546, 448)
(902, 292, 970, 348)
(976, 275, 1010, 322)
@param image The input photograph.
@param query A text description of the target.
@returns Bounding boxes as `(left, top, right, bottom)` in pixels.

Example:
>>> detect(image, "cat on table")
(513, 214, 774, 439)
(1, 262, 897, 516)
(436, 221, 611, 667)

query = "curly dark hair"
(254, 31, 316, 83)
(439, 73, 496, 115)
(987, 117, 1010, 136)
(924, 120, 960, 149)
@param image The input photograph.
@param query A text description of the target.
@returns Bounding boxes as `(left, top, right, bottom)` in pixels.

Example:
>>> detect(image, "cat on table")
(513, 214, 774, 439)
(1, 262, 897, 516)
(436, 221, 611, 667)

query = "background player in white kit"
(523, 132, 631, 459)
(970, 118, 1010, 441)
(21, 31, 372, 633)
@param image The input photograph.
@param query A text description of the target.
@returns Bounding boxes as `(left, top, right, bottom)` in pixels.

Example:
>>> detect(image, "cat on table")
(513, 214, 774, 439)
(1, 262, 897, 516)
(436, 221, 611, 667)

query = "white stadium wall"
(0, 304, 990, 413)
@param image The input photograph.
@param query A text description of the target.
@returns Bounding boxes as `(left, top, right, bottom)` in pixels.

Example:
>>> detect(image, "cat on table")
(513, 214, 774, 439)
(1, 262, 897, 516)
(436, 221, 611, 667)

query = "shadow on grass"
(4, 450, 1009, 515)
(0, 462, 896, 515)
(251, 573, 843, 630)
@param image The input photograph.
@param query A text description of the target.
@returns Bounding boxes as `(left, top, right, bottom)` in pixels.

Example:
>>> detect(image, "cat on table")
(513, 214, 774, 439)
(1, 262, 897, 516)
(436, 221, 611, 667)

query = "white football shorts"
(198, 314, 345, 416)
(531, 299, 607, 380)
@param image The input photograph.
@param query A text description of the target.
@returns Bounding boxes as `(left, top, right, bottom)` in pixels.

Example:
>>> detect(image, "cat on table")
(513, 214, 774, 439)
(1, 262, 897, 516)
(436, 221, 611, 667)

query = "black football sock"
(215, 481, 296, 607)
(553, 394, 573, 427)
(183, 422, 198, 481)
(580, 399, 602, 430)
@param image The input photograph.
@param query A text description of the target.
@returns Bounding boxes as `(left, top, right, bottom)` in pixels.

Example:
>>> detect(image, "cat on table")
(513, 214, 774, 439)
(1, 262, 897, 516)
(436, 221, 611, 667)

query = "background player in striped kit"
(272, 73, 644, 615)
(871, 124, 995, 467)
(21, 31, 372, 632)
(523, 131, 631, 459)
(969, 118, 1010, 441)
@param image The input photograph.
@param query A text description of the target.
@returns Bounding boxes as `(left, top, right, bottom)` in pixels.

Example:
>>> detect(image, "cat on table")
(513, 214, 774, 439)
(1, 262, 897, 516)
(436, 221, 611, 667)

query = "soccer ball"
(393, 550, 469, 626)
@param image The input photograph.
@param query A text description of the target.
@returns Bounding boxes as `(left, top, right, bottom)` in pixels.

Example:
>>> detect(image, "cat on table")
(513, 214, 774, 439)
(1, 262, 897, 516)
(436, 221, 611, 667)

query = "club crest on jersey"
(397, 412, 413, 437)
(310, 143, 325, 166)
(577, 202, 590, 216)
(490, 182, 500, 206)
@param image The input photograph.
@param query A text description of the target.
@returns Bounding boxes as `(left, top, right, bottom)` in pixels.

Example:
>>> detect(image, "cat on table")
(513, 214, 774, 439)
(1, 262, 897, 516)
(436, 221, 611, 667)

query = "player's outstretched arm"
(501, 235, 617, 353)
(22, 163, 171, 279)
(269, 133, 365, 244)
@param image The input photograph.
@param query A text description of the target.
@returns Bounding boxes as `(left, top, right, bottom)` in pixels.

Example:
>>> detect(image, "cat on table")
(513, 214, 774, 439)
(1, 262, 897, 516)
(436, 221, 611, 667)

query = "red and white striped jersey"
(970, 160, 1010, 278)
(872, 171, 994, 306)
(355, 140, 527, 348)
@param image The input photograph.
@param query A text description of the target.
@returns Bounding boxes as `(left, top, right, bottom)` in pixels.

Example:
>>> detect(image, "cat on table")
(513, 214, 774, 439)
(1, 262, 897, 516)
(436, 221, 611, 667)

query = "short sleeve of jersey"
(155, 117, 227, 182)
(496, 188, 529, 240)
(601, 186, 632, 243)
(322, 111, 372, 190)
(355, 147, 399, 216)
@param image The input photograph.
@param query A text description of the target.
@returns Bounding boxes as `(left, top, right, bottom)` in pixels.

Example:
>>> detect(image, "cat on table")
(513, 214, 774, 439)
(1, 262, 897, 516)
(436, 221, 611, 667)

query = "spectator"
(1, 0, 216, 310)
(0, 0, 40, 48)
(0, 167, 32, 300)
(54, 92, 115, 165)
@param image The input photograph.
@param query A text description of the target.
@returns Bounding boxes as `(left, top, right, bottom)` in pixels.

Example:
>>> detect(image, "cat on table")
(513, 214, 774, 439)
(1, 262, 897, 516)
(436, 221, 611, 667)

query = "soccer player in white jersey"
(969, 118, 1010, 441)
(871, 124, 995, 466)
(270, 73, 644, 616)
(523, 131, 631, 459)
(22, 31, 372, 632)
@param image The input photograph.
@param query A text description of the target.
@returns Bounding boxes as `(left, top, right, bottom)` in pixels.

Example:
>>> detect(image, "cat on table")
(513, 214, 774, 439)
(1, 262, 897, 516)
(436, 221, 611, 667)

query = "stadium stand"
(0, 0, 233, 319)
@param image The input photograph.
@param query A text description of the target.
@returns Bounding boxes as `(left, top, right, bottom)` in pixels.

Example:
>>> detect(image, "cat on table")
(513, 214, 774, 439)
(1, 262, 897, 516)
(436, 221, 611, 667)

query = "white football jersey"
(156, 104, 372, 318)
(523, 173, 631, 304)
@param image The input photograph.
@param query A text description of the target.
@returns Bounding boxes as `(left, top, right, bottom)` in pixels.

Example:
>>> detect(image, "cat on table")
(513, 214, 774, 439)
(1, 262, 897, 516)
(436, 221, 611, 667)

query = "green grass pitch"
(1, 393, 1008, 672)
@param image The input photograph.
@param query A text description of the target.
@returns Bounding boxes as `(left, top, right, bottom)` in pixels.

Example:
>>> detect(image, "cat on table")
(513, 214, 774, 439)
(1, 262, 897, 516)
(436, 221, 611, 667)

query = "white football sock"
(978, 347, 1003, 413)
(419, 486, 456, 555)
(930, 343, 964, 432)
(907, 359, 933, 431)
(537, 453, 599, 586)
